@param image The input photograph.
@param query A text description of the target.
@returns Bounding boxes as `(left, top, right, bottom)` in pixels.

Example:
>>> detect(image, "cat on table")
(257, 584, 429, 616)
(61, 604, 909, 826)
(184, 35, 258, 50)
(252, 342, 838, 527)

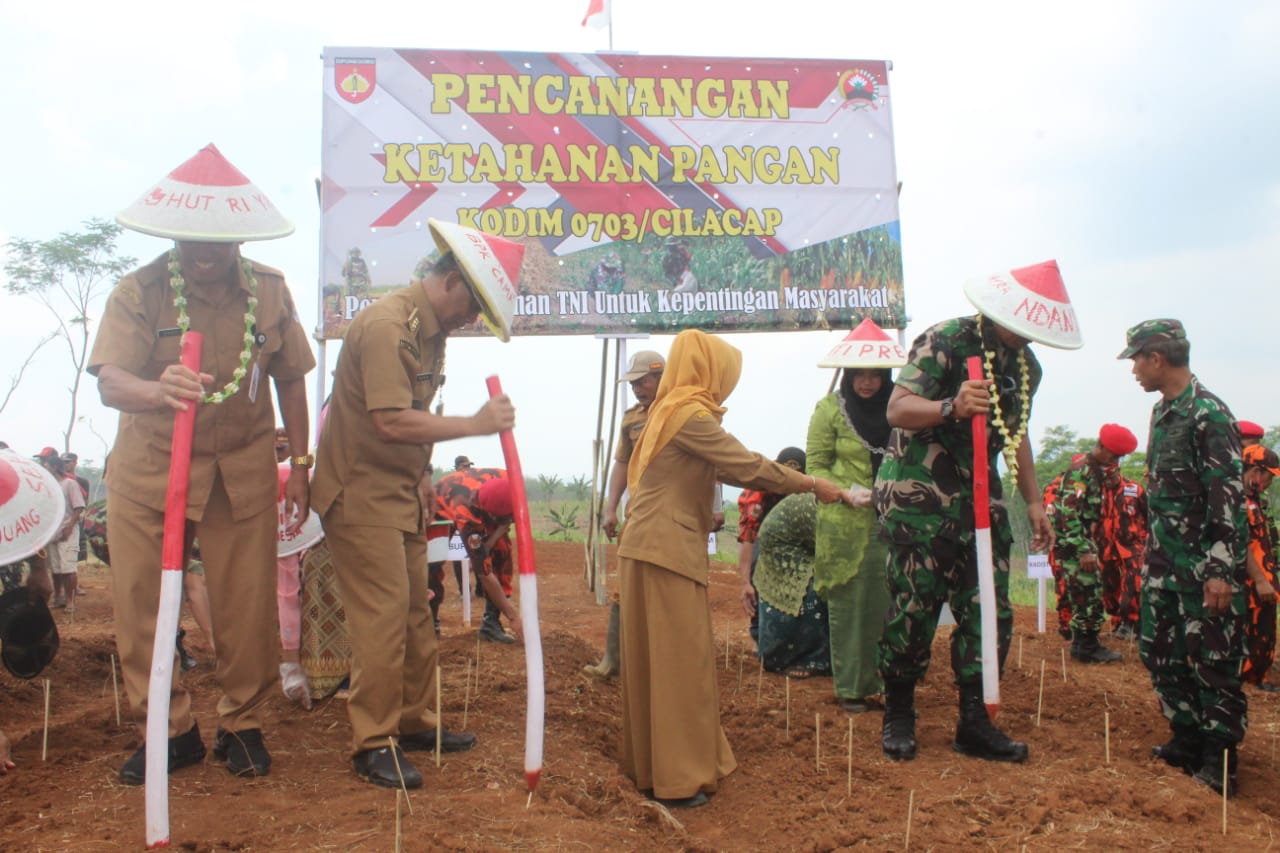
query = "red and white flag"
(581, 0, 609, 28)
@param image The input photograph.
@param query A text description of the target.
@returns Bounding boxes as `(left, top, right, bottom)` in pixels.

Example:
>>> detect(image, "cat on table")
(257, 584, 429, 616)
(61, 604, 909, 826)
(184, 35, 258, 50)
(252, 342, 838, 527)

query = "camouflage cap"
(1116, 318, 1185, 359)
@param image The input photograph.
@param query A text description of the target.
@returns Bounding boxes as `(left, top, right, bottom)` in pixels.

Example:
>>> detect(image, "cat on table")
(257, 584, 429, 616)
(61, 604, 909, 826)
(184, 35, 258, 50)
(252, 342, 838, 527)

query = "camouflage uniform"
(1047, 457, 1108, 633)
(1099, 476, 1147, 632)
(1140, 375, 1247, 743)
(1241, 486, 1277, 685)
(1043, 469, 1073, 637)
(875, 316, 1041, 683)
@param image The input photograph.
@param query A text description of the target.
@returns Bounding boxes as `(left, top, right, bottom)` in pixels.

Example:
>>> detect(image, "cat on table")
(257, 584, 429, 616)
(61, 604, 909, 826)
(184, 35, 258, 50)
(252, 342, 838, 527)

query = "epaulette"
(407, 307, 420, 334)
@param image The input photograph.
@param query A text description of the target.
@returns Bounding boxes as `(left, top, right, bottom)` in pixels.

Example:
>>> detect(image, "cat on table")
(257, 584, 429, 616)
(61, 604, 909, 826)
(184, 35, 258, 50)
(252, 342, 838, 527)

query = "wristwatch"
(290, 454, 315, 469)
(940, 398, 956, 421)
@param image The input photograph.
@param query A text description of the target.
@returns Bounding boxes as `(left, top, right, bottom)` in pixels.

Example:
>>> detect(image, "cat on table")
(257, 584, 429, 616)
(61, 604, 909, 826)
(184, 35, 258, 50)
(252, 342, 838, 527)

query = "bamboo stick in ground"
(1104, 711, 1110, 764)
(435, 665, 442, 768)
(1036, 660, 1046, 727)
(846, 718, 852, 796)
(724, 622, 731, 671)
(110, 650, 120, 722)
(815, 713, 821, 772)
(1222, 748, 1228, 835)
(462, 658, 473, 730)
(736, 649, 745, 693)
(1018, 636, 1023, 669)
(395, 790, 403, 853)
(475, 630, 482, 673)
(905, 789, 915, 850)
(785, 676, 791, 740)
(755, 656, 763, 706)
(1061, 648, 1067, 682)
(388, 736, 414, 815)
(42, 678, 51, 761)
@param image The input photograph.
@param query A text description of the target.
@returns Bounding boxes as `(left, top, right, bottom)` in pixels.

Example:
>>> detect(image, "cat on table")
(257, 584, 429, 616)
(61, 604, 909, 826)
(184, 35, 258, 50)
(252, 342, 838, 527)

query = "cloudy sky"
(1, 0, 1277, 481)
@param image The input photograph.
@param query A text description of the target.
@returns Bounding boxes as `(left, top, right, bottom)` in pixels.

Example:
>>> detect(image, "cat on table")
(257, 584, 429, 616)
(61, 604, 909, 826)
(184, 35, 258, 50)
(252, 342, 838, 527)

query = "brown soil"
(3, 542, 1279, 851)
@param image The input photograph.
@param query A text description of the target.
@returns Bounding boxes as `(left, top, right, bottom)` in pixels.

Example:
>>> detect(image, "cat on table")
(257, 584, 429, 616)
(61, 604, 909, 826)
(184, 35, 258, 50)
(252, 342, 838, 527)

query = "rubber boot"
(1152, 724, 1203, 774)
(1071, 629, 1122, 663)
(176, 628, 198, 672)
(952, 682, 1029, 763)
(1191, 737, 1238, 796)
(881, 679, 917, 761)
(583, 602, 620, 679)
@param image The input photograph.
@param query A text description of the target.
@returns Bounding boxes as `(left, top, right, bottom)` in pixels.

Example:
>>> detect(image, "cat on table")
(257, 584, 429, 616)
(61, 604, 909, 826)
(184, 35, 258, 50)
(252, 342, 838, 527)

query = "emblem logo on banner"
(838, 68, 882, 110)
(335, 58, 376, 104)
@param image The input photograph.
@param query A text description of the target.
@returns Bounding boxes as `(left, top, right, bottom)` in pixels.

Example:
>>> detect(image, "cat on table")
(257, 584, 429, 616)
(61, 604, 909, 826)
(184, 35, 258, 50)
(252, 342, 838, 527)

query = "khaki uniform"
(311, 283, 447, 755)
(88, 252, 314, 736)
(616, 413, 809, 798)
(614, 403, 647, 465)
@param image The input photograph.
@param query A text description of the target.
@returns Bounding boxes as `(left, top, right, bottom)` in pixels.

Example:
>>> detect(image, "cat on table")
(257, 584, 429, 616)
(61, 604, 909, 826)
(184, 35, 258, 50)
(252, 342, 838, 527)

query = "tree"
(567, 474, 592, 502)
(3, 219, 135, 451)
(0, 331, 58, 416)
(534, 473, 562, 502)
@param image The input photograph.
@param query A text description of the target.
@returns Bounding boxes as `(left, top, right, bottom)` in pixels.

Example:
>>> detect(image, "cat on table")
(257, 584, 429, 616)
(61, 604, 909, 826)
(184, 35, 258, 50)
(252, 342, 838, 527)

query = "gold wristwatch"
(290, 454, 315, 469)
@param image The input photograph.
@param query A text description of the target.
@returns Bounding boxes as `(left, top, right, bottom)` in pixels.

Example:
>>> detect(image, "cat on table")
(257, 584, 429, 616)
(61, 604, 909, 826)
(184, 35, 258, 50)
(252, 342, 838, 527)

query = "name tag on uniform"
(158, 327, 182, 338)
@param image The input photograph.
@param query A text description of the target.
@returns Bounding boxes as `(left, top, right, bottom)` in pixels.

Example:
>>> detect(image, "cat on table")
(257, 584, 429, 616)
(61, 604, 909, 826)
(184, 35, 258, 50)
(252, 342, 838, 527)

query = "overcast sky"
(1, 0, 1277, 482)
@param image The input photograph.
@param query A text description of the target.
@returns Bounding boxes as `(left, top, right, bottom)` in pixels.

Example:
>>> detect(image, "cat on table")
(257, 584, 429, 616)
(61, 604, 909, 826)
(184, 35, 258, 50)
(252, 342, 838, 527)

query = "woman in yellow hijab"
(616, 330, 846, 808)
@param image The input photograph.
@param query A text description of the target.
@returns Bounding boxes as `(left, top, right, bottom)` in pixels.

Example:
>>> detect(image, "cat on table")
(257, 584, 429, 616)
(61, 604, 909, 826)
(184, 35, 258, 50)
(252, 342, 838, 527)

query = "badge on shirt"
(248, 362, 261, 404)
(158, 327, 182, 338)
(251, 323, 267, 348)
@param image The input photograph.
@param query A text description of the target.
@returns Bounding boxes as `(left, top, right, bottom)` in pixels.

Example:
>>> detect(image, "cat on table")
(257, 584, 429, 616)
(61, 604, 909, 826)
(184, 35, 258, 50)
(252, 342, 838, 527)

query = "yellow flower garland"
(168, 249, 258, 405)
(982, 347, 1031, 480)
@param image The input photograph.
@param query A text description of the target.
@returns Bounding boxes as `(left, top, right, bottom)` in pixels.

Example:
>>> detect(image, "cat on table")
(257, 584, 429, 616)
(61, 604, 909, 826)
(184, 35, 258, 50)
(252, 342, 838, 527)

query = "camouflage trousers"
(1059, 557, 1105, 633)
(1139, 584, 1247, 743)
(877, 519, 1013, 684)
(1241, 581, 1276, 685)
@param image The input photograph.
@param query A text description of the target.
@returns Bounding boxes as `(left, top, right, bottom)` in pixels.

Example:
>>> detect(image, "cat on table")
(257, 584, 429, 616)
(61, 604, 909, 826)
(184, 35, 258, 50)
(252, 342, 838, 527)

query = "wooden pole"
(815, 713, 821, 772)
(724, 621, 731, 671)
(736, 649, 745, 693)
(462, 658, 473, 731)
(1222, 748, 1229, 835)
(435, 665, 442, 768)
(905, 789, 915, 850)
(1017, 636, 1023, 669)
(1036, 660, 1046, 727)
(1104, 711, 1110, 764)
(110, 650, 120, 722)
(1061, 648, 1067, 682)
(387, 737, 414, 814)
(395, 790, 403, 853)
(42, 678, 50, 761)
(846, 718, 853, 796)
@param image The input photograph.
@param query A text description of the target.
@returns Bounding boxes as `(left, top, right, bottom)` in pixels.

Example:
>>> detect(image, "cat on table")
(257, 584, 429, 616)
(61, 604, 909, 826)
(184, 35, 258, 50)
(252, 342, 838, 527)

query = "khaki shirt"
(312, 283, 445, 533)
(88, 252, 314, 520)
(614, 403, 647, 464)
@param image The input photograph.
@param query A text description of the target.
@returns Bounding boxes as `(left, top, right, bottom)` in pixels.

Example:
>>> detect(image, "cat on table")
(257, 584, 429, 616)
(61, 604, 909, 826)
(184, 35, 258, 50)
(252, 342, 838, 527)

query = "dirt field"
(3, 540, 1279, 851)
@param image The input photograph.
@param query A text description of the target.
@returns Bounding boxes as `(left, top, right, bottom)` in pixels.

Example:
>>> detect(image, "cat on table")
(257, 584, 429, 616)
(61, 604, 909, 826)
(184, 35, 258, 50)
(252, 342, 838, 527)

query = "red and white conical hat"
(963, 260, 1082, 350)
(0, 451, 67, 565)
(817, 318, 909, 368)
(428, 219, 524, 342)
(117, 143, 294, 243)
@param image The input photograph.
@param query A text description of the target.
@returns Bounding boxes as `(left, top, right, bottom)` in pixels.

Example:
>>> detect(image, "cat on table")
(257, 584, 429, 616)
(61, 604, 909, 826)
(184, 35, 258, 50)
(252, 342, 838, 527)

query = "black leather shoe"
(399, 728, 477, 753)
(353, 745, 423, 789)
(650, 791, 709, 809)
(118, 722, 207, 785)
(213, 727, 271, 777)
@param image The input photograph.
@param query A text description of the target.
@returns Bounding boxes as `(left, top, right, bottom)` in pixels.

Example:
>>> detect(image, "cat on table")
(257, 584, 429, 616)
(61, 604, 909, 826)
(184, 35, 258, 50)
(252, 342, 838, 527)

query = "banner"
(320, 49, 904, 339)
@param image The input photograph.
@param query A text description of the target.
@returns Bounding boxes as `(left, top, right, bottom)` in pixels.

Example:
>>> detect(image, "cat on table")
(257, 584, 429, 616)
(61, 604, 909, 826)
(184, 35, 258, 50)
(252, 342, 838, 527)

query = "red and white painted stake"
(146, 332, 202, 848)
(485, 376, 544, 796)
(966, 355, 1000, 719)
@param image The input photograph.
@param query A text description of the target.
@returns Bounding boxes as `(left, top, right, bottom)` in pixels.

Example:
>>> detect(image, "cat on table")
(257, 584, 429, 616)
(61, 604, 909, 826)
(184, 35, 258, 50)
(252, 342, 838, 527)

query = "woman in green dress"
(808, 322, 905, 712)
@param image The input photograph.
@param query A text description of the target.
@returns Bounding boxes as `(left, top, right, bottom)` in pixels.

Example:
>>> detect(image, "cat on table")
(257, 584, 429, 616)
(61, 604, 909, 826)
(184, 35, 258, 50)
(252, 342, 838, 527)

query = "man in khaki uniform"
(312, 219, 522, 788)
(89, 145, 315, 784)
(584, 349, 664, 679)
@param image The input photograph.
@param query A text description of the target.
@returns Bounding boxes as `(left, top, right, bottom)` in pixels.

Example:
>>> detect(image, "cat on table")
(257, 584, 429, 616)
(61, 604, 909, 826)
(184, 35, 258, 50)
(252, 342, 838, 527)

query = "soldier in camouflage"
(875, 260, 1081, 764)
(1121, 318, 1248, 796)
(1047, 424, 1137, 664)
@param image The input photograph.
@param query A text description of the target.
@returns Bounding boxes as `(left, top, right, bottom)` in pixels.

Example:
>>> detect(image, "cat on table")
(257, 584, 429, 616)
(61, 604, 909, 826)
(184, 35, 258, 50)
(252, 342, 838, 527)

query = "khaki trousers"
(322, 499, 439, 755)
(107, 476, 278, 737)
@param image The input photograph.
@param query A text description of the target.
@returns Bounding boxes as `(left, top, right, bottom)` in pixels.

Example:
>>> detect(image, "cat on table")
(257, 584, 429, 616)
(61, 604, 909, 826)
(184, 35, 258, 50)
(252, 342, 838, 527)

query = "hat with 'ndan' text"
(963, 260, 1083, 350)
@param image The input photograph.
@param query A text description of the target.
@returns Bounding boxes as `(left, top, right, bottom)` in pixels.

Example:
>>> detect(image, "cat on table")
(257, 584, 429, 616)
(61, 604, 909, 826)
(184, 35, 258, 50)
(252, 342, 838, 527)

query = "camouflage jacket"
(1046, 456, 1105, 562)
(1144, 376, 1245, 589)
(876, 315, 1042, 533)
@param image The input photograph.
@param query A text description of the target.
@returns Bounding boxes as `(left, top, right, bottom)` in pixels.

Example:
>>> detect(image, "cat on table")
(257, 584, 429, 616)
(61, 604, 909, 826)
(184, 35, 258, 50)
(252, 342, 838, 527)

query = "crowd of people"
(0, 143, 1269, 817)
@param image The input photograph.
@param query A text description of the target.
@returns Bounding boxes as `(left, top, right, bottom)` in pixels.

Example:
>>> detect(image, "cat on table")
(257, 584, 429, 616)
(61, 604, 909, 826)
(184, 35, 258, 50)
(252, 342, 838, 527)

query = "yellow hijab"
(627, 329, 743, 493)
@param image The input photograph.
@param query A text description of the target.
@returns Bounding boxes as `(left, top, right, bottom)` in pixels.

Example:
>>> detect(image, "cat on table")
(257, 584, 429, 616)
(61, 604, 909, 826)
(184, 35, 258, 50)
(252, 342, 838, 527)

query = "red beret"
(1239, 420, 1265, 439)
(1098, 424, 1138, 456)
(476, 477, 514, 518)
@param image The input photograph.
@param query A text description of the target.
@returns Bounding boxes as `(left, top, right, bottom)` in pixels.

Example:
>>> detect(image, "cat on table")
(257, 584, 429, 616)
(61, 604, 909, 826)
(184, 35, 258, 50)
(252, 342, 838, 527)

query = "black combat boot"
(1071, 629, 1122, 664)
(1151, 725, 1202, 774)
(952, 682, 1029, 763)
(176, 629, 198, 672)
(1191, 737, 1238, 796)
(881, 679, 917, 761)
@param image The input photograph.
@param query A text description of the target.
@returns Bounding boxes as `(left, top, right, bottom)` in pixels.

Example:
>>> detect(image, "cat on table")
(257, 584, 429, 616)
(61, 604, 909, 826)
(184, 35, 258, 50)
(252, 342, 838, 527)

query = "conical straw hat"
(117, 143, 294, 242)
(0, 451, 67, 565)
(428, 219, 524, 342)
(963, 260, 1082, 349)
(817, 318, 908, 368)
